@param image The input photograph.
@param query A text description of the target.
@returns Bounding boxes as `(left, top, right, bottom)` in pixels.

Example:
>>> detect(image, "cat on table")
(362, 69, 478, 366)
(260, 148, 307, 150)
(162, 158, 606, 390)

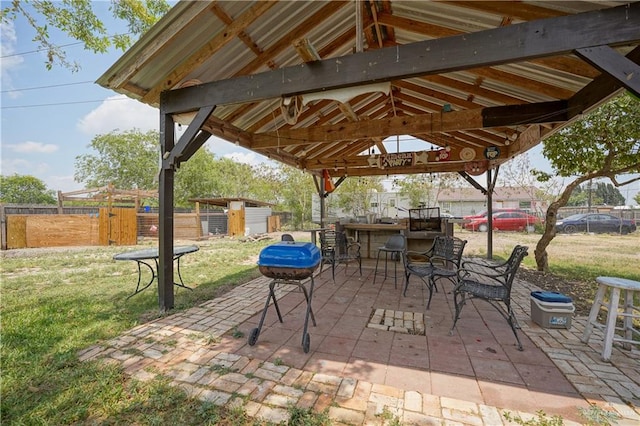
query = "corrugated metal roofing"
(97, 0, 640, 178)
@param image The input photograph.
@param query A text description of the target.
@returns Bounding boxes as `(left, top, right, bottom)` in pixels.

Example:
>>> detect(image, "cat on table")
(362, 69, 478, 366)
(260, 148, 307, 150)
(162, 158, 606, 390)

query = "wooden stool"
(581, 276, 640, 362)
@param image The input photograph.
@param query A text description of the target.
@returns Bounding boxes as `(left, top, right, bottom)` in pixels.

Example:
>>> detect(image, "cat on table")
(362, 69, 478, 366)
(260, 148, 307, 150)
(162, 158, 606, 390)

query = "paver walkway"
(80, 263, 640, 425)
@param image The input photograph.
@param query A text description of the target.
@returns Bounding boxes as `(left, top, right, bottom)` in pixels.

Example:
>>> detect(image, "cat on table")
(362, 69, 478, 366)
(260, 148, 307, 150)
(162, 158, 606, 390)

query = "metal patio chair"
(403, 236, 467, 309)
(373, 234, 407, 287)
(450, 245, 529, 351)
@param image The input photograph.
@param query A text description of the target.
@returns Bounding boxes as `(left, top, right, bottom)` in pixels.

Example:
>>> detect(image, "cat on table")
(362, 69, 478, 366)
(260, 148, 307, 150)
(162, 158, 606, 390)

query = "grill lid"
(258, 242, 321, 269)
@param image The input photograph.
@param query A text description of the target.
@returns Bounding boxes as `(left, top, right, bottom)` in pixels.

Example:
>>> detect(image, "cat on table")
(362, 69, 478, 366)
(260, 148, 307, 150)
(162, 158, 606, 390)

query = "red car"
(463, 211, 542, 232)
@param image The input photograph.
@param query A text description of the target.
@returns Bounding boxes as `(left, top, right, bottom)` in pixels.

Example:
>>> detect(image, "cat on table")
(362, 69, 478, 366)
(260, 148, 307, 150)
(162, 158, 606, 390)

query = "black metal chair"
(450, 245, 529, 351)
(335, 231, 362, 279)
(320, 230, 362, 280)
(403, 236, 467, 308)
(318, 230, 337, 278)
(373, 234, 407, 287)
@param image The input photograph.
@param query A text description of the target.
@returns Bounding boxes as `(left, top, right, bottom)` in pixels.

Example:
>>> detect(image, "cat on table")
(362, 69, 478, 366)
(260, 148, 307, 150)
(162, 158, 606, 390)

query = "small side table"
(581, 276, 640, 362)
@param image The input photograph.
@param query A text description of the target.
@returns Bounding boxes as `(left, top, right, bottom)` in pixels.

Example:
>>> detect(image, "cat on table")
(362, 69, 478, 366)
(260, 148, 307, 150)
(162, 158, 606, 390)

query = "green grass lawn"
(0, 238, 279, 425)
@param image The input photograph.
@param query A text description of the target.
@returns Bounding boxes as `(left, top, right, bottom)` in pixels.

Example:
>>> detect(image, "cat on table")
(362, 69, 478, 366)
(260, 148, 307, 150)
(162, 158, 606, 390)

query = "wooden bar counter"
(340, 222, 453, 259)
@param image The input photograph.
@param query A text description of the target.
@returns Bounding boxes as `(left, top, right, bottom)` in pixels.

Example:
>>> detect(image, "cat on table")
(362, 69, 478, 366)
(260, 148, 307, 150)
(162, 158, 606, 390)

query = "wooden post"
(158, 107, 176, 311)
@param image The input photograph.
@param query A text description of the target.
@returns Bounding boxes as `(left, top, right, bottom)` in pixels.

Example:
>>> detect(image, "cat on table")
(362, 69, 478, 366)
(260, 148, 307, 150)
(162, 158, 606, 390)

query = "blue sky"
(1, 3, 638, 205)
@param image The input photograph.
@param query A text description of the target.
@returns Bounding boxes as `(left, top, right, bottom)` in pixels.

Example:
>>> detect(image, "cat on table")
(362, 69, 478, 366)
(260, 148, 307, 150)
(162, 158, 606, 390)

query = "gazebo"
(97, 1, 640, 310)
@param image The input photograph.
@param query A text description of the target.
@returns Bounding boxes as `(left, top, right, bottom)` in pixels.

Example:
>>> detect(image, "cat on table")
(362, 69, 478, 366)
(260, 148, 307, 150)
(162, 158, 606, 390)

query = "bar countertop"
(341, 223, 406, 231)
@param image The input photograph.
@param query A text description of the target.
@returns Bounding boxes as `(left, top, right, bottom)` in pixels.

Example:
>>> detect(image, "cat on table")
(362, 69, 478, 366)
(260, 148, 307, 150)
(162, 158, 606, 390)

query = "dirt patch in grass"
(516, 267, 594, 316)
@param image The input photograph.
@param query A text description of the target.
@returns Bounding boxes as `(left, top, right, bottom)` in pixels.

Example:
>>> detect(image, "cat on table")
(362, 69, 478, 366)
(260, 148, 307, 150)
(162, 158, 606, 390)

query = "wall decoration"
(460, 147, 476, 161)
(465, 160, 489, 175)
(435, 146, 451, 161)
(414, 151, 429, 165)
(484, 146, 500, 159)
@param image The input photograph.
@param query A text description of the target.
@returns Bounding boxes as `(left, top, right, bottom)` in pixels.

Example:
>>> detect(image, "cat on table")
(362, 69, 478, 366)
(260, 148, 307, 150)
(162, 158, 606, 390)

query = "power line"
(1, 97, 129, 110)
(0, 32, 134, 59)
(1, 80, 94, 93)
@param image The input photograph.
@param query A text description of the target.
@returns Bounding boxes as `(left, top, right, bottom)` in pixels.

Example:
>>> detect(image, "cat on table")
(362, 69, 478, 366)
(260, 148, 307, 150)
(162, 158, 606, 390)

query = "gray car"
(555, 213, 637, 234)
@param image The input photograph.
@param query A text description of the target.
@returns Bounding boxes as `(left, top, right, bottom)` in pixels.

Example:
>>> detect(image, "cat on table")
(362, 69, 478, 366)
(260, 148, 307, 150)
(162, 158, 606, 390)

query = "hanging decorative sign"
(381, 152, 414, 168)
(435, 146, 451, 161)
(367, 155, 381, 168)
(484, 146, 500, 160)
(465, 160, 489, 176)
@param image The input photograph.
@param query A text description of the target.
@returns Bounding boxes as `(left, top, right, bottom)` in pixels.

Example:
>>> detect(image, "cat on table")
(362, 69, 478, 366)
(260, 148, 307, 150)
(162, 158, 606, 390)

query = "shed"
(190, 197, 274, 236)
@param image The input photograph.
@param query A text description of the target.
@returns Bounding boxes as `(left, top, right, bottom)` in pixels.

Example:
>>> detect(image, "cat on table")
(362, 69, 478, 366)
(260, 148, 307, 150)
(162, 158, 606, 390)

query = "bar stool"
(581, 276, 640, 362)
(373, 234, 406, 287)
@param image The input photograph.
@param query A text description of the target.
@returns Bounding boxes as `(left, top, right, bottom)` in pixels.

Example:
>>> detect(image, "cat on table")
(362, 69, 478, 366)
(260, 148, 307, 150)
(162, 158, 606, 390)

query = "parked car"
(463, 211, 542, 232)
(555, 213, 637, 234)
(463, 208, 527, 220)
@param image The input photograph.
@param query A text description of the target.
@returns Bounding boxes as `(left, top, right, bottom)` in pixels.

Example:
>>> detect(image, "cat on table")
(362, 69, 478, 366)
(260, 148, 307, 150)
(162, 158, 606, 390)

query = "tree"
(173, 147, 220, 207)
(533, 93, 640, 272)
(74, 129, 159, 190)
(1, 0, 171, 71)
(594, 182, 626, 206)
(279, 166, 315, 230)
(393, 172, 460, 209)
(568, 181, 626, 207)
(0, 174, 57, 204)
(635, 192, 640, 205)
(332, 176, 384, 217)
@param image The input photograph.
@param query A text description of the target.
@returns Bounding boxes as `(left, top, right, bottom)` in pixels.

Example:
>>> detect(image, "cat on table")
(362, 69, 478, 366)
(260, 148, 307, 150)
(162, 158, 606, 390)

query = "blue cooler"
(530, 291, 574, 329)
(258, 242, 321, 280)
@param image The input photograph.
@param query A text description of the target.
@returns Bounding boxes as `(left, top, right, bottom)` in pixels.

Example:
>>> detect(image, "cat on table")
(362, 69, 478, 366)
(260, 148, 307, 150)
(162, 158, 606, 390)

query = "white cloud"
(77, 95, 159, 135)
(0, 158, 33, 175)
(5, 141, 59, 154)
(0, 20, 24, 98)
(46, 175, 83, 193)
(223, 151, 263, 166)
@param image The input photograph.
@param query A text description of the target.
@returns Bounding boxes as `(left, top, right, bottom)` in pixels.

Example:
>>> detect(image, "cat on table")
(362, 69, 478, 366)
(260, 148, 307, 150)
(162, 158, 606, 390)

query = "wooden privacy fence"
(2, 204, 283, 249)
(3, 208, 203, 249)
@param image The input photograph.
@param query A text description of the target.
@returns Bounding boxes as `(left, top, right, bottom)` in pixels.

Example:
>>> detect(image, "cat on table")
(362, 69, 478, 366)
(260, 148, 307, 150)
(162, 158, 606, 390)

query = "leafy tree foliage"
(533, 93, 640, 271)
(0, 174, 56, 204)
(74, 129, 159, 190)
(1, 0, 171, 71)
(635, 192, 640, 205)
(332, 176, 384, 217)
(567, 181, 625, 207)
(392, 172, 459, 209)
(278, 166, 316, 230)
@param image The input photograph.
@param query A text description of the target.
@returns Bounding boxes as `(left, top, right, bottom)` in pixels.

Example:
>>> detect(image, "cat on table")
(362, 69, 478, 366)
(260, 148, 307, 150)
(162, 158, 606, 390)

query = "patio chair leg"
(403, 273, 411, 296)
(450, 291, 465, 335)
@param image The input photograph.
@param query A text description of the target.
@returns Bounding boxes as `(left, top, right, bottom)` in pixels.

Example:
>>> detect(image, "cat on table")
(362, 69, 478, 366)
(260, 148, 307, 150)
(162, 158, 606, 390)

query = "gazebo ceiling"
(98, 1, 640, 178)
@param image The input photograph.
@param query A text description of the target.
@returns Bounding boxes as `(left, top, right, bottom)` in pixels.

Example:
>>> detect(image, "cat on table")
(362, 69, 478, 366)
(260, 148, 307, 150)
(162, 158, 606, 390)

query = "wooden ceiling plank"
(470, 67, 576, 100)
(211, 3, 264, 57)
(440, 1, 568, 21)
(252, 109, 484, 149)
(143, 1, 277, 103)
(235, 2, 349, 77)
